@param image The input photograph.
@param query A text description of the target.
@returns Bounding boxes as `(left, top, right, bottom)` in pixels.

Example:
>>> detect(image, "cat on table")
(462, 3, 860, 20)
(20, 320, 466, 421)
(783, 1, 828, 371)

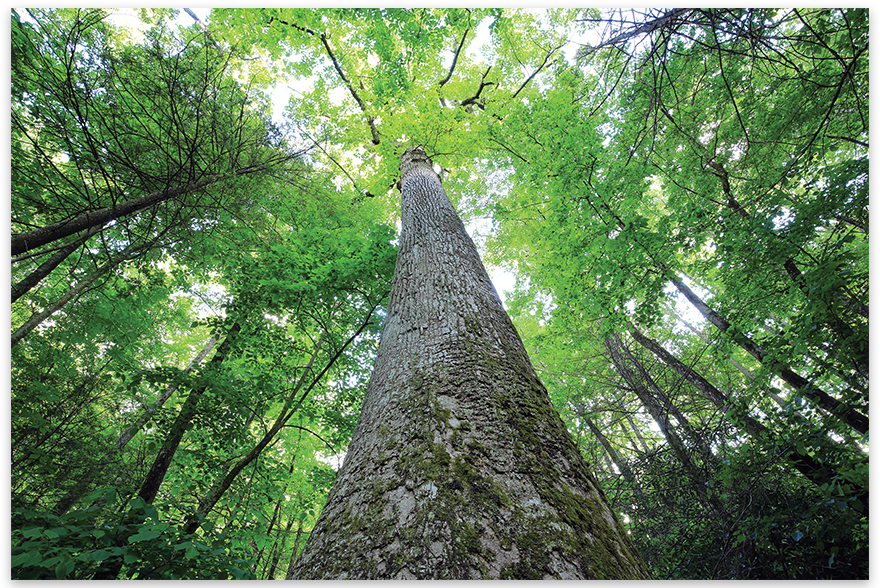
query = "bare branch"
(510, 42, 564, 102)
(461, 66, 494, 110)
(438, 26, 470, 87)
(266, 15, 380, 145)
(577, 8, 693, 60)
(319, 34, 381, 145)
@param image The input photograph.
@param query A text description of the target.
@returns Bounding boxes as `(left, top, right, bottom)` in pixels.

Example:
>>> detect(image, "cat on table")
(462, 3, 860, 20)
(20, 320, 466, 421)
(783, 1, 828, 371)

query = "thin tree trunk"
(181, 320, 378, 535)
(52, 335, 219, 515)
(290, 147, 651, 579)
(259, 455, 298, 579)
(673, 311, 789, 410)
(604, 334, 731, 522)
(615, 332, 720, 471)
(136, 322, 240, 505)
(267, 515, 296, 579)
(624, 412, 651, 454)
(117, 335, 220, 450)
(670, 276, 868, 435)
(11, 224, 103, 303)
(259, 544, 278, 579)
(284, 522, 305, 580)
(11, 174, 226, 256)
(11, 250, 123, 346)
(629, 324, 735, 416)
(628, 323, 868, 516)
(90, 325, 241, 579)
(618, 336, 711, 459)
(583, 414, 638, 486)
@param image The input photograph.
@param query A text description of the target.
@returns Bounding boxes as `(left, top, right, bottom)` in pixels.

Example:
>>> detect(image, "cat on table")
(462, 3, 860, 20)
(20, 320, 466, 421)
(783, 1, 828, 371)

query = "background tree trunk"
(290, 146, 651, 579)
(670, 276, 868, 435)
(11, 224, 103, 303)
(583, 414, 638, 487)
(51, 335, 218, 515)
(604, 334, 730, 522)
(136, 322, 241, 506)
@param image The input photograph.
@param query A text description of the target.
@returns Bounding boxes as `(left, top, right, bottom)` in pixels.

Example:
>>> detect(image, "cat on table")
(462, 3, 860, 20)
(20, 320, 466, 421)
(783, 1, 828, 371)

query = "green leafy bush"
(12, 489, 254, 580)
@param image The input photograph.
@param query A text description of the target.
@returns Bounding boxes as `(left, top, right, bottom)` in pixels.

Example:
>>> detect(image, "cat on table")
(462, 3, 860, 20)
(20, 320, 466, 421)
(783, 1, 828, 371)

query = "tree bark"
(290, 146, 651, 579)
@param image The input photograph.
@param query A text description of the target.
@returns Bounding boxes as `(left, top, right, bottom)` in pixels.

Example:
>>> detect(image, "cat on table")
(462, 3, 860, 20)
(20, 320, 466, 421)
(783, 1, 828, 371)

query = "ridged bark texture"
(291, 146, 650, 579)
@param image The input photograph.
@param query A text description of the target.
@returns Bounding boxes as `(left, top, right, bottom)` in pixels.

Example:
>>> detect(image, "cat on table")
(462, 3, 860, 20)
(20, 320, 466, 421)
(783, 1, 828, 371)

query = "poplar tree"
(291, 146, 650, 580)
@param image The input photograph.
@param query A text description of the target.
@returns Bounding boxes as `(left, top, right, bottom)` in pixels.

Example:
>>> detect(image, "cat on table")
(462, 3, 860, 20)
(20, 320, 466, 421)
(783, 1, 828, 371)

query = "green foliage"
(10, 7, 868, 580)
(12, 489, 254, 580)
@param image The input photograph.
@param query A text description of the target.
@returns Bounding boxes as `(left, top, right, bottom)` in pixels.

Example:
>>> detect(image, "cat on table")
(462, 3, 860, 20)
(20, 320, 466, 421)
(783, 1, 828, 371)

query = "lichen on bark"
(290, 146, 651, 579)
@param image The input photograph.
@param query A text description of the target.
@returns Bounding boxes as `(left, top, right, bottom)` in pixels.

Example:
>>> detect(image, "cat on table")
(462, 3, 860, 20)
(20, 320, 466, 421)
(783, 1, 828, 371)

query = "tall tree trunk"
(136, 322, 240, 505)
(284, 521, 305, 580)
(582, 414, 638, 486)
(672, 311, 789, 410)
(623, 412, 651, 454)
(670, 276, 868, 435)
(290, 146, 651, 579)
(10, 174, 225, 256)
(11, 250, 123, 346)
(90, 325, 240, 579)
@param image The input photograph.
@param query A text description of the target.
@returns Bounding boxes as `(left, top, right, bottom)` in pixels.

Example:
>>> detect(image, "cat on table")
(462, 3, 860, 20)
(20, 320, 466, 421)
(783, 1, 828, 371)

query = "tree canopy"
(11, 8, 868, 579)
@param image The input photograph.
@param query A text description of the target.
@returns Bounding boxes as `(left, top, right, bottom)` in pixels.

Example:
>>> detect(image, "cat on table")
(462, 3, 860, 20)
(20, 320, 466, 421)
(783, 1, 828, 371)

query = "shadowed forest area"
(11, 8, 867, 579)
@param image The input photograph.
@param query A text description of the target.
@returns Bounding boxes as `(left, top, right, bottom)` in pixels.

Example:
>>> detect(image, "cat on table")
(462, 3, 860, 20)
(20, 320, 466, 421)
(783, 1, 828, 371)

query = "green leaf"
(129, 529, 162, 543)
(91, 549, 111, 561)
(11, 550, 42, 568)
(55, 559, 75, 579)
